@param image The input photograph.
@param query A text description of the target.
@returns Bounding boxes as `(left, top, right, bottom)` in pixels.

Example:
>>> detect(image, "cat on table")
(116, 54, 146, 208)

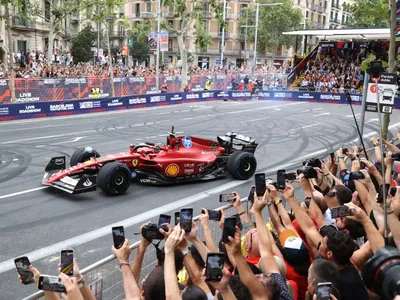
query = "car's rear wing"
(225, 132, 256, 144)
(218, 132, 258, 153)
(42, 156, 97, 194)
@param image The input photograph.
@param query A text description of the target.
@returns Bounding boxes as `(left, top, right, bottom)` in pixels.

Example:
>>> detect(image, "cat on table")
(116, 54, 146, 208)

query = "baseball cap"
(279, 230, 309, 264)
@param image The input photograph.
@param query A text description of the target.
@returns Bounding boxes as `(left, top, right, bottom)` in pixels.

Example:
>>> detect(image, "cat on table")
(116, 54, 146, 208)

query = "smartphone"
(330, 152, 335, 161)
(378, 184, 391, 203)
(219, 193, 235, 203)
(390, 186, 397, 197)
(285, 172, 297, 181)
(112, 226, 125, 249)
(349, 172, 365, 180)
(360, 161, 366, 169)
(158, 214, 171, 226)
(316, 282, 332, 300)
(14, 256, 34, 285)
(222, 216, 237, 243)
(38, 275, 67, 293)
(60, 250, 74, 276)
(174, 211, 180, 226)
(205, 252, 225, 282)
(342, 148, 349, 155)
(202, 209, 222, 221)
(330, 206, 354, 218)
(248, 185, 255, 203)
(180, 208, 193, 232)
(277, 170, 286, 190)
(254, 173, 266, 196)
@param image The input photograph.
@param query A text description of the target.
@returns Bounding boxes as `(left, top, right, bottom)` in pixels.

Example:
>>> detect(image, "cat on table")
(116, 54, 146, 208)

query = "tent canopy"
(282, 28, 390, 40)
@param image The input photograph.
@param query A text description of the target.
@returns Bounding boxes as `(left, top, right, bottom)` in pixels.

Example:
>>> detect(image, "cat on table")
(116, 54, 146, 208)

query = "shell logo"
(165, 163, 179, 177)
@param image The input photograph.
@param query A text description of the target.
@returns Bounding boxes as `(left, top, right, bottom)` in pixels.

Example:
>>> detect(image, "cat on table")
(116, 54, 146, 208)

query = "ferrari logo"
(165, 163, 179, 177)
(132, 159, 138, 167)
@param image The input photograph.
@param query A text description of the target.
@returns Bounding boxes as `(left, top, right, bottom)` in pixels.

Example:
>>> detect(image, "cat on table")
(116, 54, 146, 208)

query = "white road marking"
(365, 119, 379, 124)
(301, 123, 320, 129)
(346, 113, 360, 118)
(36, 136, 86, 148)
(0, 147, 331, 273)
(12, 158, 18, 161)
(0, 186, 48, 200)
(313, 108, 323, 111)
(314, 112, 331, 117)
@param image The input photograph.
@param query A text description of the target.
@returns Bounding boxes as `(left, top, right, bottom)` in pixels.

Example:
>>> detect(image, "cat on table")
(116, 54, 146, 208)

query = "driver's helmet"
(82, 147, 97, 161)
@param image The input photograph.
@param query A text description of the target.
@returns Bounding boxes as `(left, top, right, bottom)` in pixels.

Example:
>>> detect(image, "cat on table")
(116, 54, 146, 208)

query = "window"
(341, 14, 345, 24)
(311, 12, 314, 21)
(135, 3, 140, 17)
(45, 1, 50, 22)
(330, 11, 333, 19)
(335, 12, 338, 21)
(323, 15, 326, 25)
(146, 2, 151, 12)
(168, 19, 174, 26)
(324, 0, 327, 8)
(306, 10, 309, 18)
(240, 4, 248, 17)
(318, 14, 321, 23)
(331, 0, 334, 7)
(134, 21, 141, 27)
(298, 0, 301, 4)
(240, 41, 245, 51)
(168, 39, 173, 51)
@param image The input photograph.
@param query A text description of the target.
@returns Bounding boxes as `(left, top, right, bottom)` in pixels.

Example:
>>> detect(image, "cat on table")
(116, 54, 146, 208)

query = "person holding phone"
(199, 209, 218, 252)
(231, 191, 255, 233)
(111, 239, 142, 300)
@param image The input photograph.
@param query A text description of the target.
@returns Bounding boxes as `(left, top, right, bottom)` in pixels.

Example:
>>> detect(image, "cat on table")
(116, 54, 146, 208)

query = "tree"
(80, 0, 128, 96)
(242, 0, 302, 65)
(128, 33, 149, 64)
(1, 0, 41, 102)
(161, 0, 224, 87)
(344, 0, 389, 28)
(70, 25, 97, 63)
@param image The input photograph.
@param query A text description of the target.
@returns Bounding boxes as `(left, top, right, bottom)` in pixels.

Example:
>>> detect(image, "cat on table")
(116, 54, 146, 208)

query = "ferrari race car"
(42, 127, 258, 196)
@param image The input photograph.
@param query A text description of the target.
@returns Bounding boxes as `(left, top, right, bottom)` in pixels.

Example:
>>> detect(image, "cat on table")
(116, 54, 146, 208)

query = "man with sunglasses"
(243, 229, 261, 267)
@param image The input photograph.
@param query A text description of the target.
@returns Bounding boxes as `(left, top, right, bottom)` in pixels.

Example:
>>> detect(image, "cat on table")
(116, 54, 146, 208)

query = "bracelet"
(119, 262, 130, 269)
(275, 199, 282, 205)
(387, 210, 394, 215)
(238, 211, 246, 216)
(77, 275, 84, 284)
(267, 200, 272, 206)
(77, 277, 85, 288)
(374, 142, 381, 147)
(181, 250, 190, 257)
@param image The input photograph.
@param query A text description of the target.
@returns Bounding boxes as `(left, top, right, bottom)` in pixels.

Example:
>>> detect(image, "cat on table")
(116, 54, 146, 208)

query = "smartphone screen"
(158, 214, 171, 226)
(378, 184, 391, 203)
(330, 206, 353, 218)
(208, 210, 222, 221)
(219, 193, 235, 203)
(222, 216, 236, 243)
(316, 282, 332, 300)
(14, 257, 34, 285)
(60, 250, 74, 276)
(277, 170, 286, 190)
(205, 252, 225, 282)
(112, 226, 125, 249)
(330, 152, 335, 161)
(248, 186, 255, 203)
(254, 173, 266, 196)
(174, 211, 180, 226)
(349, 172, 365, 180)
(180, 208, 193, 232)
(38, 275, 67, 293)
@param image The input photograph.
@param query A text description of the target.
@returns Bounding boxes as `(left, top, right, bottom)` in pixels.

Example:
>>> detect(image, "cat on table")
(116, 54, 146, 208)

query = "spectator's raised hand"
(299, 175, 313, 195)
(164, 224, 185, 253)
(112, 239, 131, 264)
(140, 222, 153, 246)
(199, 208, 209, 228)
(59, 273, 84, 300)
(225, 226, 242, 256)
(267, 183, 278, 198)
(336, 147, 343, 157)
(281, 181, 295, 199)
(344, 202, 368, 223)
(351, 159, 360, 172)
(253, 190, 268, 213)
(232, 191, 241, 207)
(218, 209, 225, 230)
(202, 267, 232, 290)
(385, 151, 394, 167)
(186, 221, 198, 242)
(17, 265, 41, 285)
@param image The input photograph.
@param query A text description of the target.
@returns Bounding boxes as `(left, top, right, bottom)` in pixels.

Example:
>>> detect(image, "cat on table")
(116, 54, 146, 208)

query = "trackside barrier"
(24, 198, 269, 300)
(2, 89, 400, 122)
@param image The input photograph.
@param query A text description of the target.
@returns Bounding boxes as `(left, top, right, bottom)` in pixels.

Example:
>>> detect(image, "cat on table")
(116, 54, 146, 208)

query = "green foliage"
(133, 21, 153, 43)
(361, 54, 388, 72)
(80, 0, 126, 26)
(241, 0, 302, 54)
(195, 25, 213, 51)
(71, 25, 96, 63)
(128, 33, 149, 63)
(344, 0, 389, 28)
(0, 0, 42, 21)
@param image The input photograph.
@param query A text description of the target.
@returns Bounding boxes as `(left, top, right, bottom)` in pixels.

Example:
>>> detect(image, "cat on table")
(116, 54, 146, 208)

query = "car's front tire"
(227, 151, 257, 180)
(98, 162, 131, 196)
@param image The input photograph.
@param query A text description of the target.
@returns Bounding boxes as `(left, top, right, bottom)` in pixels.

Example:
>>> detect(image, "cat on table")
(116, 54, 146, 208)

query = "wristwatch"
(181, 249, 190, 257)
(275, 199, 282, 205)
(374, 142, 381, 147)
(77, 276, 85, 288)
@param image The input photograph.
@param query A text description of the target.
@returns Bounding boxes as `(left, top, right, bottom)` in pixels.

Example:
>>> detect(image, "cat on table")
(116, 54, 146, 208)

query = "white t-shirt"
(324, 208, 335, 224)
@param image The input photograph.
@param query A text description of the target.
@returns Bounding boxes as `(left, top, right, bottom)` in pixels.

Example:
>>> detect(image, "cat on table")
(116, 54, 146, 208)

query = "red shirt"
(285, 260, 308, 300)
(245, 256, 261, 266)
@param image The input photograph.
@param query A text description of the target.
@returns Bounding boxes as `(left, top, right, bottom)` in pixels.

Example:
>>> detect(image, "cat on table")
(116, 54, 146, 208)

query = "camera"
(303, 158, 322, 169)
(362, 246, 400, 299)
(391, 152, 400, 161)
(141, 223, 167, 240)
(297, 166, 318, 179)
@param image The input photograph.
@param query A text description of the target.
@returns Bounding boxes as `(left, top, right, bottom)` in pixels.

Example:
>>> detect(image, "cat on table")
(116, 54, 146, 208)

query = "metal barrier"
(23, 198, 261, 300)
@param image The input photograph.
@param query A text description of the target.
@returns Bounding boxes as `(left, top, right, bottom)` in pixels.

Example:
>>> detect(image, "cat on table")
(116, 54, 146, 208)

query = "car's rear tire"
(227, 151, 257, 180)
(98, 162, 131, 196)
(70, 147, 100, 166)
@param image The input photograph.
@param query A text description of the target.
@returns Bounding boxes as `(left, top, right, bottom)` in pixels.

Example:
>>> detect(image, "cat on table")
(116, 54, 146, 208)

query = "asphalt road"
(0, 99, 399, 299)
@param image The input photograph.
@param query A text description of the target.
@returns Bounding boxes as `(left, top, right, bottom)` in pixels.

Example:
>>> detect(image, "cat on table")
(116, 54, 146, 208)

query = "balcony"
(12, 16, 33, 28)
(311, 4, 325, 13)
(164, 11, 177, 18)
(329, 18, 340, 24)
(107, 14, 115, 20)
(108, 30, 126, 38)
(311, 21, 325, 29)
(226, 13, 236, 20)
(218, 31, 230, 38)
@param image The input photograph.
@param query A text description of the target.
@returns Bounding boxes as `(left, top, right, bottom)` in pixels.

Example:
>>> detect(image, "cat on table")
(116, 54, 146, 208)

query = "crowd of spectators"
(19, 133, 400, 300)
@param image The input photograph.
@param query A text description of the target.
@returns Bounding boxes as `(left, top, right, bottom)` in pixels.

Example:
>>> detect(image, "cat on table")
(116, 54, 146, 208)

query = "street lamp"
(220, 2, 232, 66)
(141, 0, 161, 92)
(252, 2, 283, 74)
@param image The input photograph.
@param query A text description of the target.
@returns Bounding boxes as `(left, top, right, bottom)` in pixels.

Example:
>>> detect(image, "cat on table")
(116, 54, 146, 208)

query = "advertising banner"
(159, 32, 168, 52)
(148, 32, 157, 52)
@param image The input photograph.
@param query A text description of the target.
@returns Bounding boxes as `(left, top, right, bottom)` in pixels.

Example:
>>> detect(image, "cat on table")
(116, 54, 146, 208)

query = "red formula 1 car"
(42, 127, 258, 195)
